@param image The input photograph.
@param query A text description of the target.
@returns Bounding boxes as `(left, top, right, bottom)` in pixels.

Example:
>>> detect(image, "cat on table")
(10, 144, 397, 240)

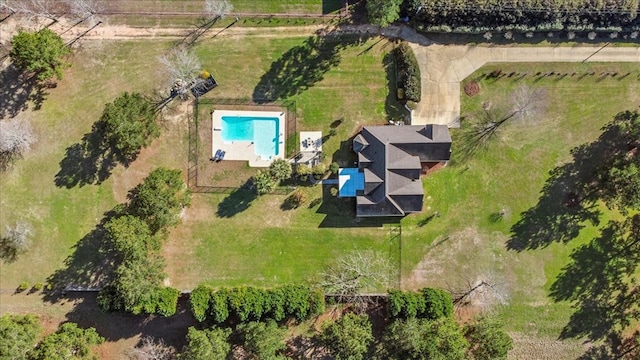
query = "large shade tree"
(129, 336, 175, 360)
(321, 313, 374, 360)
(321, 251, 393, 310)
(377, 318, 469, 360)
(0, 119, 35, 171)
(237, 321, 287, 360)
(10, 28, 70, 81)
(0, 221, 33, 263)
(29, 322, 103, 360)
(127, 167, 191, 234)
(104, 215, 159, 261)
(0, 314, 41, 360)
(464, 317, 513, 360)
(180, 326, 231, 360)
(593, 110, 640, 213)
(366, 0, 402, 27)
(100, 92, 159, 164)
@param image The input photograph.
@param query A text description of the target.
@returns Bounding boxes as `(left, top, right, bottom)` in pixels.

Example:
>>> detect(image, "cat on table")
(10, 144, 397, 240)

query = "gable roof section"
(387, 145, 421, 170)
(353, 125, 451, 217)
(353, 134, 369, 153)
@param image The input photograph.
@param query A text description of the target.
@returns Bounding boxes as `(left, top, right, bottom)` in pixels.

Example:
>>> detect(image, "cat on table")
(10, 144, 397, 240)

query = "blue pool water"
(221, 116, 280, 157)
(338, 168, 365, 197)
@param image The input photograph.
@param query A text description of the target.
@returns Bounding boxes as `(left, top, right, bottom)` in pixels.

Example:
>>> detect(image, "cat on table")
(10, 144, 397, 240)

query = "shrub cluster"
(387, 288, 454, 319)
(406, 0, 640, 33)
(394, 43, 421, 103)
(252, 159, 292, 195)
(190, 284, 325, 323)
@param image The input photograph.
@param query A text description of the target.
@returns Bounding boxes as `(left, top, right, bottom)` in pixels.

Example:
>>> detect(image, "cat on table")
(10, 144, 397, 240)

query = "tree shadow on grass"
(322, 0, 343, 14)
(216, 187, 257, 218)
(506, 111, 640, 251)
(43, 206, 126, 303)
(317, 185, 400, 228)
(382, 51, 406, 122)
(178, 16, 219, 47)
(549, 216, 640, 340)
(577, 331, 640, 360)
(252, 30, 370, 103)
(0, 64, 51, 119)
(57, 292, 196, 348)
(54, 122, 118, 188)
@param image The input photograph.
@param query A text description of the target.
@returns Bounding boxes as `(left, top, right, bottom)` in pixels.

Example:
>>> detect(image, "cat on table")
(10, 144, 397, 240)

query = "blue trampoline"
(338, 168, 364, 197)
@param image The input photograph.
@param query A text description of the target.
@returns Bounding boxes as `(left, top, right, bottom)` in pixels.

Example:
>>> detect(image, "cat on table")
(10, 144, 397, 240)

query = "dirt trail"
(0, 16, 408, 43)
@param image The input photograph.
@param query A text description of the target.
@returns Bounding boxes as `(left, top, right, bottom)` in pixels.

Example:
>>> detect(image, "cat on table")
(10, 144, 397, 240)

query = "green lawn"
(2, 26, 639, 359)
(397, 63, 639, 344)
(167, 34, 402, 289)
(105, 0, 345, 27)
(0, 40, 183, 289)
(1, 34, 400, 292)
(101, 0, 343, 14)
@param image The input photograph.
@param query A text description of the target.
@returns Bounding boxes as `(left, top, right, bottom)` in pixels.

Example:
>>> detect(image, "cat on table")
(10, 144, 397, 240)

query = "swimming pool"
(338, 167, 365, 197)
(221, 116, 280, 158)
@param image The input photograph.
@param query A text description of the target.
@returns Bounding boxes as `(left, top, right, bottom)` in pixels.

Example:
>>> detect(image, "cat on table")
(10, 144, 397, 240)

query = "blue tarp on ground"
(338, 168, 364, 197)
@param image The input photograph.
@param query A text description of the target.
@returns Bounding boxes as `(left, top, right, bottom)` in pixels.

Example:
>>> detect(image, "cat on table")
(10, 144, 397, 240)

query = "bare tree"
(11, 0, 57, 21)
(448, 273, 509, 314)
(510, 84, 547, 123)
(158, 46, 203, 97)
(321, 251, 394, 311)
(0, 0, 15, 13)
(0, 119, 35, 171)
(0, 221, 33, 263)
(65, 0, 101, 22)
(204, 0, 233, 19)
(459, 84, 547, 159)
(129, 337, 176, 360)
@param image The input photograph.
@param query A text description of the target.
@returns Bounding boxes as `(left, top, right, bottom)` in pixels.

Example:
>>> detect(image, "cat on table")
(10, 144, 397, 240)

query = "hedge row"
(98, 284, 180, 317)
(416, 24, 635, 34)
(190, 284, 325, 323)
(394, 43, 421, 103)
(405, 0, 640, 32)
(388, 288, 454, 320)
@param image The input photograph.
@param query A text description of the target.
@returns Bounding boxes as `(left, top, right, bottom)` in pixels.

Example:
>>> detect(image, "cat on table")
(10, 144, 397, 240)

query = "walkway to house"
(408, 43, 640, 127)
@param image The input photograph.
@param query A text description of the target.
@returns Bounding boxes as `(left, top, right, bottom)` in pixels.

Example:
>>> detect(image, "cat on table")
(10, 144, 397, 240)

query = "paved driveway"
(407, 42, 640, 127)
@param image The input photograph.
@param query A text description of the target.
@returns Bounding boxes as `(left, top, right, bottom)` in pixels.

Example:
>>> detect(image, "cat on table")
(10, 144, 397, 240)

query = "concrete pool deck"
(212, 110, 286, 167)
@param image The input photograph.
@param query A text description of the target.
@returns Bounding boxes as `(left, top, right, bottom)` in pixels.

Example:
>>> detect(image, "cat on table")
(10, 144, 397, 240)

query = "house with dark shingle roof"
(349, 124, 451, 217)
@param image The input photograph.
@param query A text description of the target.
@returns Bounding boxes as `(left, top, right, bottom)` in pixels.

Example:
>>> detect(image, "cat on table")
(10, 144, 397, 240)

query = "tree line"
(177, 286, 513, 360)
(97, 167, 191, 317)
(0, 314, 103, 360)
(368, 0, 640, 32)
(1, 286, 513, 359)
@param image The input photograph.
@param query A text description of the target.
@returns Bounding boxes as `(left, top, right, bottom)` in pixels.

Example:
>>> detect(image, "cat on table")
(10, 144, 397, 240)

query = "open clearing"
(1, 10, 639, 357)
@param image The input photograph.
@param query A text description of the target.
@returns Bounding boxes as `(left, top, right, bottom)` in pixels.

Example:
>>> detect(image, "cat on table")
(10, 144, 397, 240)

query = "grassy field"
(167, 34, 402, 288)
(103, 0, 346, 27)
(0, 33, 401, 292)
(0, 40, 184, 289)
(0, 31, 400, 357)
(2, 22, 640, 358)
(98, 0, 344, 14)
(398, 62, 640, 356)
